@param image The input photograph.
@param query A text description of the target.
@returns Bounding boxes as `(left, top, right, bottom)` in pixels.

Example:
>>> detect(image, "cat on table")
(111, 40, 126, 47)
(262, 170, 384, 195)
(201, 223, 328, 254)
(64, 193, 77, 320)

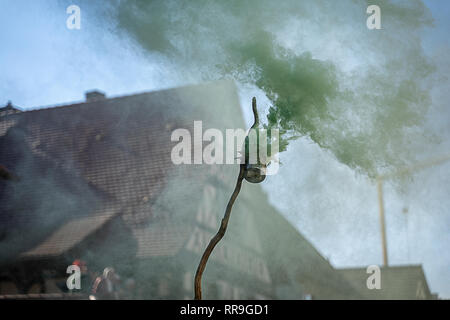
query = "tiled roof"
(20, 211, 116, 258)
(0, 102, 21, 118)
(0, 80, 242, 261)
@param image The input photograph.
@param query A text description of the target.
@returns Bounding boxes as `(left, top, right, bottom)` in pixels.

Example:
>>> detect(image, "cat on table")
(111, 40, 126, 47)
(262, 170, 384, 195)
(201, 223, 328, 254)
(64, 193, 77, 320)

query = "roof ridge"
(8, 79, 236, 115)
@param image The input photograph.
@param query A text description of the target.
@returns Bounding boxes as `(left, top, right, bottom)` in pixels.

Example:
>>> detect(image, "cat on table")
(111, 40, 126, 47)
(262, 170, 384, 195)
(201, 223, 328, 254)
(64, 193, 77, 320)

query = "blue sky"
(1, 0, 448, 108)
(423, 0, 450, 48)
(0, 0, 449, 298)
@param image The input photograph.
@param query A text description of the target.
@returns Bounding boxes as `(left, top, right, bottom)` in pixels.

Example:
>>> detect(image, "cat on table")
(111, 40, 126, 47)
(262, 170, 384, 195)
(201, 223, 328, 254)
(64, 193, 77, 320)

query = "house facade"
(0, 81, 433, 299)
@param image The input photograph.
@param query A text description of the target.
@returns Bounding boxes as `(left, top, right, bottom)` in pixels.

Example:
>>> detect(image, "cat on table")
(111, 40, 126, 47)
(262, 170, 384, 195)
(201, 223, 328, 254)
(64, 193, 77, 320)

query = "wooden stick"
(194, 164, 245, 300)
(193, 97, 259, 300)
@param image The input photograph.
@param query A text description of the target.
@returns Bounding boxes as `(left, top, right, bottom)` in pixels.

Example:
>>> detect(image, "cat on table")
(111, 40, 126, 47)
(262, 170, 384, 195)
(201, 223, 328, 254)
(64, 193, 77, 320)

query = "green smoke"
(91, 0, 436, 178)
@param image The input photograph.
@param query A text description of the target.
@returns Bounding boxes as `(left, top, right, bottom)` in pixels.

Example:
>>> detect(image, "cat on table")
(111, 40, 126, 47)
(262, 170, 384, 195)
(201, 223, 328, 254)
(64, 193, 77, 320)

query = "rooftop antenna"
(376, 153, 450, 267)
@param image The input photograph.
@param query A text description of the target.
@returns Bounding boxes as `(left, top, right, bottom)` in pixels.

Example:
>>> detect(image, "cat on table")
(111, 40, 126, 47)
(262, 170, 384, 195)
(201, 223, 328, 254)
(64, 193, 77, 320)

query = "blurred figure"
(72, 259, 95, 294)
(90, 267, 121, 300)
(58, 259, 94, 295)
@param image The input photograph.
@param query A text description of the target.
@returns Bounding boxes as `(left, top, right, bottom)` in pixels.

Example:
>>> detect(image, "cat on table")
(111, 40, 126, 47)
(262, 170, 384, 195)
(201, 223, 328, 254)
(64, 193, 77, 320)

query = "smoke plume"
(82, 0, 438, 178)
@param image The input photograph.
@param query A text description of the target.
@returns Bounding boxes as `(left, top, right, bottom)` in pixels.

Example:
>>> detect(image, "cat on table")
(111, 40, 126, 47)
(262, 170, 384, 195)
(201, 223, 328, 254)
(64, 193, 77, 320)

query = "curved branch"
(193, 97, 259, 300)
(194, 164, 245, 300)
(251, 97, 259, 129)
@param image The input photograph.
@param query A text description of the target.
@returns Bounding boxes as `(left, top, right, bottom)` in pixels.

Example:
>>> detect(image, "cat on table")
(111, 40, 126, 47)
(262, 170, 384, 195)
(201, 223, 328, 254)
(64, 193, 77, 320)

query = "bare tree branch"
(194, 97, 261, 300)
(194, 164, 245, 300)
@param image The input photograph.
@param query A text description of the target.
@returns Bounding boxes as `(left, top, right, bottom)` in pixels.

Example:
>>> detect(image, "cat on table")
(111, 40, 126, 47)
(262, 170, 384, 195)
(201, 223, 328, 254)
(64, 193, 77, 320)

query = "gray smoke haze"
(0, 119, 101, 264)
(85, 0, 439, 179)
(80, 0, 447, 297)
(1, 0, 448, 297)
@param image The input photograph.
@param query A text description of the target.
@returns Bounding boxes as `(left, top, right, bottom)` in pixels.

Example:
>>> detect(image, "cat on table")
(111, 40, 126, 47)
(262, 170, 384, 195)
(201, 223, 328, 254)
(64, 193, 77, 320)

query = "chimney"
(0, 101, 21, 117)
(5, 101, 13, 110)
(85, 90, 106, 102)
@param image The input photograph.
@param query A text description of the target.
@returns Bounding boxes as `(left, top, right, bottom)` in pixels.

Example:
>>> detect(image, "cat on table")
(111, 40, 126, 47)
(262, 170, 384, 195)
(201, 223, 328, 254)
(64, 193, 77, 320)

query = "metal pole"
(375, 153, 450, 266)
(377, 177, 388, 266)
